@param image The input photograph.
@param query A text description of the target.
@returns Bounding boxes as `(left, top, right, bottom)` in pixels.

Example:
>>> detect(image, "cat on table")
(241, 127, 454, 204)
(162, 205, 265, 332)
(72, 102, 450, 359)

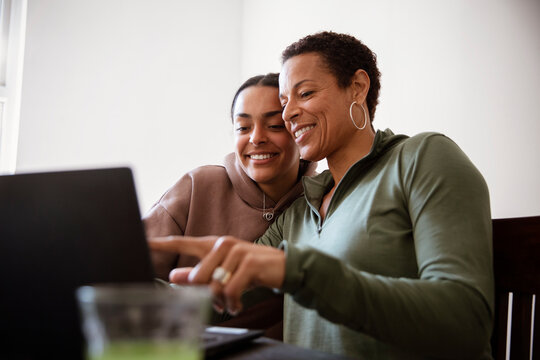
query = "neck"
(258, 164, 300, 202)
(326, 127, 376, 187)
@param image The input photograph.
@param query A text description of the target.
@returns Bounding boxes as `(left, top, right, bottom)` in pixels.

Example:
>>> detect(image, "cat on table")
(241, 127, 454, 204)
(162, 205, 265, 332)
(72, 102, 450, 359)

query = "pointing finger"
(169, 267, 194, 284)
(148, 236, 217, 259)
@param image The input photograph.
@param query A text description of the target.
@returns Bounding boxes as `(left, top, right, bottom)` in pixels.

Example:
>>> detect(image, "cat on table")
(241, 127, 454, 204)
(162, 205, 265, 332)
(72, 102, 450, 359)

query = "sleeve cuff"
(271, 240, 304, 295)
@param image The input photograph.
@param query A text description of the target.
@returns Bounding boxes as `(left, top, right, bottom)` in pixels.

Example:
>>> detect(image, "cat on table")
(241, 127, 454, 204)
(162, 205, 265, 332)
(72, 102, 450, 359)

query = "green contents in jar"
(89, 341, 200, 360)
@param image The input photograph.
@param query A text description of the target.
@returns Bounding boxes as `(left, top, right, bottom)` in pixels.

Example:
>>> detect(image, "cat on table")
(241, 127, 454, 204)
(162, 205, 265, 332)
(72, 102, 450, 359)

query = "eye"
(235, 126, 249, 133)
(269, 124, 286, 130)
(300, 91, 314, 98)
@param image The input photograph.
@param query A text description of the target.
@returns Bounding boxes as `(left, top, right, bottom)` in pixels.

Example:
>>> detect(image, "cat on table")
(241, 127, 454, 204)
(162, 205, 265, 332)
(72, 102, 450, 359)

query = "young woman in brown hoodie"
(143, 73, 316, 339)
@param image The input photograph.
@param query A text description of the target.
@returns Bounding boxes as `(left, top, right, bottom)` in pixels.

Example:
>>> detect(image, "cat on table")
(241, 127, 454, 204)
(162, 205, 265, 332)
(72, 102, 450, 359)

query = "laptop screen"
(0, 168, 154, 359)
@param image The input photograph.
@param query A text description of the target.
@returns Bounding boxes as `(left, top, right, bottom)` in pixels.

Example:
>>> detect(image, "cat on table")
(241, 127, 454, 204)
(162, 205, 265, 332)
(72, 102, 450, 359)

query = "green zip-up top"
(257, 129, 493, 359)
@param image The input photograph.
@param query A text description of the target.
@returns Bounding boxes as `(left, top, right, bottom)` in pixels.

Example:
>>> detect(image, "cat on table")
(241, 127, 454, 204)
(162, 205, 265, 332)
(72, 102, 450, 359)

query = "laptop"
(0, 167, 262, 359)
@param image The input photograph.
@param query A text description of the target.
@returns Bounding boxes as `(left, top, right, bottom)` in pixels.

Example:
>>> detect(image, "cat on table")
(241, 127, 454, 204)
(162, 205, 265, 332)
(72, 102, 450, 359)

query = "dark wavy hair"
(230, 73, 279, 122)
(282, 31, 381, 121)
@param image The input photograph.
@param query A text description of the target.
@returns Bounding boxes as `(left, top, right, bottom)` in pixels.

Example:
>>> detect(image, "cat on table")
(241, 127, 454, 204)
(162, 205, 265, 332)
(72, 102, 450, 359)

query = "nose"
(282, 98, 300, 123)
(249, 124, 267, 145)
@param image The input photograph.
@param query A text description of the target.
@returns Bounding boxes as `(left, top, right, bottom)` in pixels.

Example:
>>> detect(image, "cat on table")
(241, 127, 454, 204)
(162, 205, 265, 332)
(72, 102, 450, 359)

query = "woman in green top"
(151, 32, 494, 359)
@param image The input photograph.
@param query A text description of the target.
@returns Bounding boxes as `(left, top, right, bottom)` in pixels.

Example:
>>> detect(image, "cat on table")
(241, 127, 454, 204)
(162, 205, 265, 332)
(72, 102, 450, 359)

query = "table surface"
(208, 337, 356, 360)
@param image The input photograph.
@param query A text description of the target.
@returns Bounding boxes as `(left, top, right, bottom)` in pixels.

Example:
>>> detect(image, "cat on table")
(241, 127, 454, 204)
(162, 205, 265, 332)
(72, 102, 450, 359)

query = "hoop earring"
(349, 101, 368, 130)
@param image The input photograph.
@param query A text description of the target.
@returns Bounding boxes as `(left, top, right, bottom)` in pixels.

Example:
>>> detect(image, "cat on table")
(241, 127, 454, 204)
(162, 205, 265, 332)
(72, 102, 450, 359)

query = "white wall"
(17, 0, 540, 218)
(18, 0, 241, 212)
(241, 0, 540, 219)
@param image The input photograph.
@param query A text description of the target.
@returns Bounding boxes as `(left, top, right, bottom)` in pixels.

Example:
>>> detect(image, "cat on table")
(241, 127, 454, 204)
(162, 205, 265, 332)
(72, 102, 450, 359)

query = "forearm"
(281, 241, 492, 358)
(143, 204, 183, 280)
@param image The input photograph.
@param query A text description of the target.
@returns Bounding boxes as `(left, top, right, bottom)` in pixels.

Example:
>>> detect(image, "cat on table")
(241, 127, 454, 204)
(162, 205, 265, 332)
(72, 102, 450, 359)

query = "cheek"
(285, 122, 293, 135)
(273, 134, 299, 159)
(234, 136, 249, 167)
(234, 137, 251, 174)
(234, 135, 248, 156)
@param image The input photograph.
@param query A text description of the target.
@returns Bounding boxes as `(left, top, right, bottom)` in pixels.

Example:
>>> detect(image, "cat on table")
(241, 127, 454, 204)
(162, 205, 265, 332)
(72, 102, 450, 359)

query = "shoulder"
(391, 131, 486, 185)
(188, 164, 228, 181)
(171, 164, 228, 189)
(398, 132, 487, 190)
(395, 132, 464, 161)
(156, 164, 229, 205)
(402, 131, 453, 149)
(176, 164, 232, 195)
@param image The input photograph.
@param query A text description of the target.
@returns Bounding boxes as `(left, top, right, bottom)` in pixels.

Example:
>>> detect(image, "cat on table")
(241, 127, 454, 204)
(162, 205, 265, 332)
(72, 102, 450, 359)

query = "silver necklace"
(262, 193, 274, 221)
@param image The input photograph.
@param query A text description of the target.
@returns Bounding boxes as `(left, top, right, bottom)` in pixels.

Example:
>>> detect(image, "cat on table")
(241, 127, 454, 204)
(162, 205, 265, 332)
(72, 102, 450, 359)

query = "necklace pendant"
(263, 212, 274, 221)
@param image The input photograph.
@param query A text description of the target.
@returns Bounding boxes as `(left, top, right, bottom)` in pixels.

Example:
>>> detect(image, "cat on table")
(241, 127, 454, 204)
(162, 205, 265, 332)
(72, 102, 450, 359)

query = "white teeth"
(295, 125, 315, 138)
(250, 154, 274, 160)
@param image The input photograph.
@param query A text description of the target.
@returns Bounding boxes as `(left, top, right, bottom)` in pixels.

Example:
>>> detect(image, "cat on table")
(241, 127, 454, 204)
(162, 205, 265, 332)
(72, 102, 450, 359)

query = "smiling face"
(233, 85, 300, 196)
(279, 53, 356, 162)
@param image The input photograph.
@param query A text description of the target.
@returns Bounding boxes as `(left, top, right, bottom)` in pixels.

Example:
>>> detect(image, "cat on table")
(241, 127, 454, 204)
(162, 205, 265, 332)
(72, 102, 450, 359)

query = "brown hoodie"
(143, 153, 316, 339)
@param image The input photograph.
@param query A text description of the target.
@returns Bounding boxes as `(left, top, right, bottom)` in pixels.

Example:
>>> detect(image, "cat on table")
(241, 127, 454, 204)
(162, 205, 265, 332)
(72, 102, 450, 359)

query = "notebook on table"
(0, 167, 262, 359)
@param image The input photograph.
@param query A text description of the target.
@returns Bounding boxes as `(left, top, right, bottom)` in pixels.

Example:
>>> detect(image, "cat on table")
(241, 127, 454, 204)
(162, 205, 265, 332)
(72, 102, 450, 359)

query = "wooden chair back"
(491, 216, 540, 359)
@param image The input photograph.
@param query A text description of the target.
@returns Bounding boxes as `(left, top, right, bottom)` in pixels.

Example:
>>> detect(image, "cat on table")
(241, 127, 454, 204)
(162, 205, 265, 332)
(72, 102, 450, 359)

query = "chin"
(300, 150, 323, 162)
(248, 172, 273, 184)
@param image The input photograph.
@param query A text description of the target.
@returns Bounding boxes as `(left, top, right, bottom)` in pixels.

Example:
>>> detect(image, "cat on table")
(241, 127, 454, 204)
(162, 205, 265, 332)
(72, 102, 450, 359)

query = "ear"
(350, 69, 370, 104)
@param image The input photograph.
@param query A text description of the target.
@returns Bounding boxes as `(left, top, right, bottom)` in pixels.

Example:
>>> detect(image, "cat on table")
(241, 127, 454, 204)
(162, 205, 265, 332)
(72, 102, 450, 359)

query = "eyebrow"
(233, 109, 283, 119)
(262, 110, 283, 118)
(279, 79, 313, 99)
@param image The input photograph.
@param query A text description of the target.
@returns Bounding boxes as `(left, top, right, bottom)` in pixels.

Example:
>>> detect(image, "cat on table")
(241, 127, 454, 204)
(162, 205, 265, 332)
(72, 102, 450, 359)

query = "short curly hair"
(230, 73, 279, 122)
(282, 31, 381, 121)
